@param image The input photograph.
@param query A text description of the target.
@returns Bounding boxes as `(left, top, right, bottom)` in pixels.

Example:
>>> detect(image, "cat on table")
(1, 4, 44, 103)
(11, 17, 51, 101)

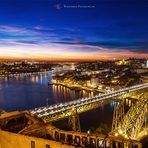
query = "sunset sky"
(0, 0, 148, 61)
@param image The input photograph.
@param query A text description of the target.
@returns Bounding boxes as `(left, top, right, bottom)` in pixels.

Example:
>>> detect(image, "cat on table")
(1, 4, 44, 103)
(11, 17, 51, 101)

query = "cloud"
(0, 38, 40, 47)
(49, 40, 148, 54)
(0, 25, 147, 60)
(61, 37, 84, 42)
(0, 25, 27, 33)
(48, 41, 109, 51)
(33, 25, 49, 31)
(10, 40, 39, 46)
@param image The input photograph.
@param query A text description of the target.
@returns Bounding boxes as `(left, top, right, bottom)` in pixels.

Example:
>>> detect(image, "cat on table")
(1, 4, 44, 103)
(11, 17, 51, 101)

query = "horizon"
(0, 0, 148, 61)
(0, 57, 147, 63)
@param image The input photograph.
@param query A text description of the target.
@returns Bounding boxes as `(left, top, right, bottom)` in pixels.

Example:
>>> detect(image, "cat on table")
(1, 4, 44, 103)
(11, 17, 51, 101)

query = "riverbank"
(49, 82, 105, 93)
(0, 71, 51, 78)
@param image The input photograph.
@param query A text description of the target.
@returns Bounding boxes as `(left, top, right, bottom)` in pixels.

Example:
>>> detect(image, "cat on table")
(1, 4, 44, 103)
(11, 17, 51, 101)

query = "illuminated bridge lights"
(112, 97, 148, 140)
(31, 83, 148, 121)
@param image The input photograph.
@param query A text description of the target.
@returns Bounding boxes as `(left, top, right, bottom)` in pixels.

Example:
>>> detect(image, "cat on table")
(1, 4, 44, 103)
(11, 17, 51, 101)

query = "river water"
(0, 72, 97, 111)
(0, 72, 114, 129)
(0, 72, 147, 146)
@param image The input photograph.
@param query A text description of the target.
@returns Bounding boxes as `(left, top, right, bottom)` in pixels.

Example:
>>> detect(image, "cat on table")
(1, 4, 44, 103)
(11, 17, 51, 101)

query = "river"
(0, 72, 147, 147)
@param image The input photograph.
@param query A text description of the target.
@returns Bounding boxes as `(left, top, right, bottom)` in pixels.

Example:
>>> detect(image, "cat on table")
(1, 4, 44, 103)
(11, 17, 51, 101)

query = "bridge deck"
(31, 83, 148, 123)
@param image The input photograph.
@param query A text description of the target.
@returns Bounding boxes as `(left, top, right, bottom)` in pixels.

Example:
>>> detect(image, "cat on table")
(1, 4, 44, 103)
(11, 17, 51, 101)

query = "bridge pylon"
(68, 108, 81, 132)
(116, 95, 148, 139)
(112, 97, 125, 131)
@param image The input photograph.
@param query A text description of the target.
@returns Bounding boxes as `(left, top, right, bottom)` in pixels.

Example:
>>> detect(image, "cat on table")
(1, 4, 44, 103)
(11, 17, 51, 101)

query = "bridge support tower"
(112, 97, 125, 131)
(68, 108, 81, 132)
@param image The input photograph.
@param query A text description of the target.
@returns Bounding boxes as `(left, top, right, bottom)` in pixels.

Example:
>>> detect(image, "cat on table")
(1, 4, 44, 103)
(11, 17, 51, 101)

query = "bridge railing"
(31, 83, 148, 118)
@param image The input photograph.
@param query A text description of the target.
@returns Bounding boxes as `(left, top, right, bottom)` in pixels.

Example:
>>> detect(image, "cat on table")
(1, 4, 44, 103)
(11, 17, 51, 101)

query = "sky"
(0, 0, 148, 61)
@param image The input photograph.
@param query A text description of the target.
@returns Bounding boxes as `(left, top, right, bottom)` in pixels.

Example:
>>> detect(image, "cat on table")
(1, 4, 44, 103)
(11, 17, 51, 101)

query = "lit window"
(46, 144, 50, 148)
(31, 141, 35, 148)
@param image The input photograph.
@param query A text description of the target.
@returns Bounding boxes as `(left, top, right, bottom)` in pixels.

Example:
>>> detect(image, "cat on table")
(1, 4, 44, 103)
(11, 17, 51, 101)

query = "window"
(31, 141, 35, 148)
(46, 144, 50, 148)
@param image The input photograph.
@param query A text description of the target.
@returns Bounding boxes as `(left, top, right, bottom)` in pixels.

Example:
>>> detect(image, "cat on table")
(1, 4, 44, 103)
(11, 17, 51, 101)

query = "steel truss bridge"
(112, 94, 148, 140)
(31, 83, 148, 123)
(30, 83, 148, 147)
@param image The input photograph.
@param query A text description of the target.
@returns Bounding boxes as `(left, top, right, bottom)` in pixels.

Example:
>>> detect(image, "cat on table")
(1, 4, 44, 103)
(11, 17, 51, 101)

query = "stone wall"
(0, 130, 75, 148)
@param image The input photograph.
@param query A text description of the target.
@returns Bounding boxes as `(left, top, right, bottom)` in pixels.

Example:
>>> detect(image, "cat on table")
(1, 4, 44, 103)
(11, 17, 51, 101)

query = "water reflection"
(0, 72, 93, 111)
(51, 84, 93, 103)
(0, 73, 118, 139)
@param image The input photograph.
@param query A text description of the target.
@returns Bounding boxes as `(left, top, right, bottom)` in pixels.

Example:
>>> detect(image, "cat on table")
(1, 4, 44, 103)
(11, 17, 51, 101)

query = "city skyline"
(0, 0, 148, 61)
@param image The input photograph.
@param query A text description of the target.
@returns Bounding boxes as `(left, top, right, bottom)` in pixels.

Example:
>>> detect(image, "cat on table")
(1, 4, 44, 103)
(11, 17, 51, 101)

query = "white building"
(63, 63, 75, 71)
(146, 60, 148, 68)
(91, 75, 99, 88)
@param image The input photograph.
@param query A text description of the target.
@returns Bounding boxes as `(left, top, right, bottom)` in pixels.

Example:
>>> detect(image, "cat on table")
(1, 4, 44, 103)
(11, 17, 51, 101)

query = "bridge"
(26, 83, 148, 147)
(31, 83, 148, 123)
(111, 93, 148, 140)
(0, 110, 143, 148)
(1, 83, 147, 148)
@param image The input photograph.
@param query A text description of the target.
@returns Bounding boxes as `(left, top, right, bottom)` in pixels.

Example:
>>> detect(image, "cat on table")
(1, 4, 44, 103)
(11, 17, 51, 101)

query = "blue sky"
(0, 0, 147, 61)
